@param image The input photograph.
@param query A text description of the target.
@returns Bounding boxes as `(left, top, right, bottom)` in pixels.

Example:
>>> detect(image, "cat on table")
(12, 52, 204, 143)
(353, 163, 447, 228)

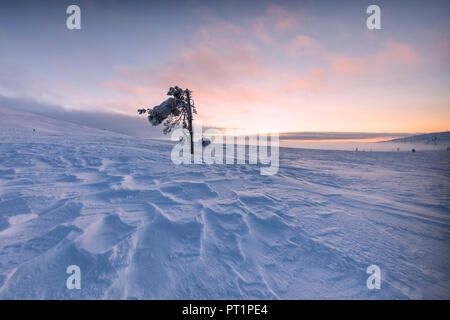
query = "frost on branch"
(147, 98, 181, 126)
(137, 86, 195, 134)
(138, 86, 198, 150)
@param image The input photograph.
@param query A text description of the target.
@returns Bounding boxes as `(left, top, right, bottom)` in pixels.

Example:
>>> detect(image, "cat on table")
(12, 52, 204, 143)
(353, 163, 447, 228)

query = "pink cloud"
(292, 35, 315, 49)
(248, 4, 302, 43)
(433, 38, 450, 63)
(101, 22, 271, 117)
(330, 41, 420, 76)
(94, 6, 431, 131)
(266, 4, 299, 32)
(288, 68, 326, 91)
(288, 35, 319, 56)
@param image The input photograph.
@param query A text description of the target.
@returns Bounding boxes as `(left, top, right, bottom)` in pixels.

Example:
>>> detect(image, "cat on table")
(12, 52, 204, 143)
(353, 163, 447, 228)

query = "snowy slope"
(0, 106, 449, 299)
(384, 131, 450, 146)
(0, 106, 128, 139)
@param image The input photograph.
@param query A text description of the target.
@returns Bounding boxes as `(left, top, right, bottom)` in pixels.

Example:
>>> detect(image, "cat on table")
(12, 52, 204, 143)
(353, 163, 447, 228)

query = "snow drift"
(0, 106, 449, 299)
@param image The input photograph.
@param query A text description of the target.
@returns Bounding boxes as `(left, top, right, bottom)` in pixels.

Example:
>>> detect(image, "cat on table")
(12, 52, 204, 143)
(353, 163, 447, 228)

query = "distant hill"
(0, 105, 125, 137)
(383, 131, 450, 146)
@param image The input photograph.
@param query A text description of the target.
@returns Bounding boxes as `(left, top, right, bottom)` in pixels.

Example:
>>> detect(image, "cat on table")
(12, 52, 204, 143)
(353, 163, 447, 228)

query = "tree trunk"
(186, 89, 194, 154)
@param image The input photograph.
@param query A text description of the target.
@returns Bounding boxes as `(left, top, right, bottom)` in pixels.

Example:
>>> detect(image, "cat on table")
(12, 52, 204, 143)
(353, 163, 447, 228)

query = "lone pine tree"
(138, 86, 197, 154)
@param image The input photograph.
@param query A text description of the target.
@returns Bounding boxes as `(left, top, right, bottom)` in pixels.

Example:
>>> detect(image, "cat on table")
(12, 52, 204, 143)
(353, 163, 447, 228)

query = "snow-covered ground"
(0, 106, 449, 299)
(386, 131, 450, 146)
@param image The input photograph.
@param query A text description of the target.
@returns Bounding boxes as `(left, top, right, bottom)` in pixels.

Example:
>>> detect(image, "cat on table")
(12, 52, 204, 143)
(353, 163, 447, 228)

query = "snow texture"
(0, 106, 449, 299)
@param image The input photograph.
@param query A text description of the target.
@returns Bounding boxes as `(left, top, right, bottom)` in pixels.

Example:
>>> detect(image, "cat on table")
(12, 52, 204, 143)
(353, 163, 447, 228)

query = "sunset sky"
(0, 0, 449, 134)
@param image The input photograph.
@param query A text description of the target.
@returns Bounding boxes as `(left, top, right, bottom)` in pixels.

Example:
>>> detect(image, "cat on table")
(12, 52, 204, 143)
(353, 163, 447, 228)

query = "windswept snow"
(0, 106, 449, 299)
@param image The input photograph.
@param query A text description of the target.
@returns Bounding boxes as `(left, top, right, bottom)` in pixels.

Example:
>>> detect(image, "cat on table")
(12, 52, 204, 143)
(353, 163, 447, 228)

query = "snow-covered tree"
(138, 86, 197, 154)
